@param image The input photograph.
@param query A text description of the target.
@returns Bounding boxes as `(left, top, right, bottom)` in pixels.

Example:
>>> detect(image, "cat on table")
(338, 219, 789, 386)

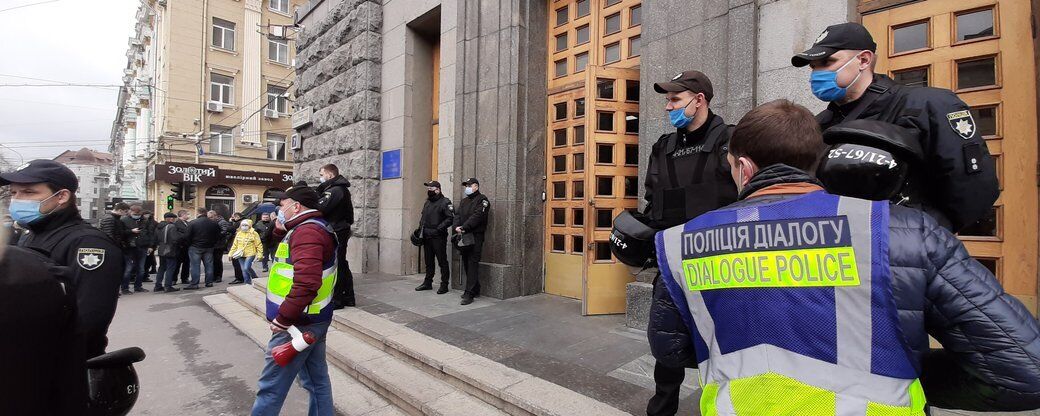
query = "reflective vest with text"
(266, 218, 338, 323)
(655, 191, 925, 416)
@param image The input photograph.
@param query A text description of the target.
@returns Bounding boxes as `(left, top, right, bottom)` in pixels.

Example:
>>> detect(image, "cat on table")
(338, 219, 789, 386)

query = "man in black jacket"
(316, 163, 355, 308)
(142, 211, 158, 276)
(2, 159, 123, 358)
(185, 208, 221, 289)
(153, 212, 186, 293)
(649, 99, 1040, 412)
(209, 210, 232, 283)
(453, 178, 489, 306)
(98, 202, 130, 254)
(254, 212, 272, 272)
(120, 204, 150, 293)
(415, 180, 453, 294)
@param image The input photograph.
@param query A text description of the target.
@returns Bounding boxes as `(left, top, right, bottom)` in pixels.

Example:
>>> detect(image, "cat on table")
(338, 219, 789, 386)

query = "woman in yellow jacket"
(229, 219, 264, 284)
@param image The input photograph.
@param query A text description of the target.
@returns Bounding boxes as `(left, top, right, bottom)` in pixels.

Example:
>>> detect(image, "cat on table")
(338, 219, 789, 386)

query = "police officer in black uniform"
(793, 22, 999, 231)
(645, 70, 739, 416)
(415, 180, 454, 294)
(316, 163, 356, 308)
(453, 177, 489, 306)
(2, 160, 124, 358)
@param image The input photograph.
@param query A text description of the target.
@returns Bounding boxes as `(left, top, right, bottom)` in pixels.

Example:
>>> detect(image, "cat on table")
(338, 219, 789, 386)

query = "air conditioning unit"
(269, 25, 286, 39)
(290, 133, 302, 150)
(264, 108, 280, 119)
(206, 101, 223, 112)
(243, 194, 259, 203)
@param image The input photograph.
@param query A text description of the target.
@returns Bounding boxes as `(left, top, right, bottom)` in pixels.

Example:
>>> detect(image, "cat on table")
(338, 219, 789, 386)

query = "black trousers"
(422, 235, 449, 285)
(646, 361, 685, 416)
(231, 254, 244, 281)
(178, 249, 190, 282)
(212, 248, 225, 280)
(145, 251, 157, 273)
(333, 230, 355, 303)
(459, 233, 484, 297)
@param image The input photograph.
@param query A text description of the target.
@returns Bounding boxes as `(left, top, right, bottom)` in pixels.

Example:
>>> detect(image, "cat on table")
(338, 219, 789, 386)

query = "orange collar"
(747, 183, 825, 199)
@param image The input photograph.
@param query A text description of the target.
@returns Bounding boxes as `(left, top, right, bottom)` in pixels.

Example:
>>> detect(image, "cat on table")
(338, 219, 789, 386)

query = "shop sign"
(153, 162, 295, 187)
(292, 106, 313, 129)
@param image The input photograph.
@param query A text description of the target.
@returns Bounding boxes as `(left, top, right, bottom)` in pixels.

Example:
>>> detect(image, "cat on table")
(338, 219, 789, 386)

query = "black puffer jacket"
(647, 165, 1040, 411)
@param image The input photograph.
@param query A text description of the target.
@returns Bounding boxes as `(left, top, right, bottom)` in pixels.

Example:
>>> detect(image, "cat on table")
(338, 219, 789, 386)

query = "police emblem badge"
(946, 110, 976, 140)
(77, 248, 106, 271)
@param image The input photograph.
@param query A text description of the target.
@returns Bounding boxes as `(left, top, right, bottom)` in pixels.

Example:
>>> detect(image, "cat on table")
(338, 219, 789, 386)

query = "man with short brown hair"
(316, 163, 355, 308)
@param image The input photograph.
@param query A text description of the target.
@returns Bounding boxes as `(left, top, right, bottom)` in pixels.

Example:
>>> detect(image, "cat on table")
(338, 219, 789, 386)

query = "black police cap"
(461, 177, 479, 186)
(0, 159, 79, 192)
(792, 23, 877, 67)
(423, 180, 442, 188)
(653, 70, 714, 102)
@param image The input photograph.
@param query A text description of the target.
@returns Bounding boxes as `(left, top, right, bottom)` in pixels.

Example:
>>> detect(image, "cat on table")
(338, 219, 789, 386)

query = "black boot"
(436, 282, 449, 294)
(415, 282, 433, 291)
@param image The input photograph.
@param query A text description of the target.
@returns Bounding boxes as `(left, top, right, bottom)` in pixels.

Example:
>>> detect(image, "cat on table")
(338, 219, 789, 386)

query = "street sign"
(381, 149, 402, 179)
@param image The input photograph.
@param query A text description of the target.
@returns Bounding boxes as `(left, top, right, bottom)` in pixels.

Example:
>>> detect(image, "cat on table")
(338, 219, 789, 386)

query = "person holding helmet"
(793, 22, 998, 232)
(652, 99, 1040, 414)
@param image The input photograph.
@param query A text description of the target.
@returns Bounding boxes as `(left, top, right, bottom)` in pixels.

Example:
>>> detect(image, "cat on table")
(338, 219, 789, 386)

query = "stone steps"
(232, 278, 631, 416)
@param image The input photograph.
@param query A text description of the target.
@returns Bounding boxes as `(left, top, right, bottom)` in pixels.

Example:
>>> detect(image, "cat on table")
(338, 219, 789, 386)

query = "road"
(106, 272, 311, 416)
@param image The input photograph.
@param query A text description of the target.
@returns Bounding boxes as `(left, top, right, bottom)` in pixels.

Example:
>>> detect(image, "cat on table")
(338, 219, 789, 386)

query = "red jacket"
(271, 210, 336, 326)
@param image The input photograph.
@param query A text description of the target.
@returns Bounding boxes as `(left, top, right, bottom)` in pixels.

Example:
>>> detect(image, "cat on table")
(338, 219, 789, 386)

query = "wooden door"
(545, 0, 643, 314)
(864, 0, 1039, 313)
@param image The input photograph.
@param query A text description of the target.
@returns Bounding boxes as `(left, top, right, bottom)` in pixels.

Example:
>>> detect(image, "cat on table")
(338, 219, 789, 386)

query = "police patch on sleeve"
(77, 248, 106, 271)
(946, 110, 976, 140)
(481, 199, 489, 212)
(447, 203, 454, 212)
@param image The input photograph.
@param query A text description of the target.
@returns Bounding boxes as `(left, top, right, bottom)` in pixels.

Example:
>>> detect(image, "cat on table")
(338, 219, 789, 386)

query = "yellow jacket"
(229, 226, 264, 258)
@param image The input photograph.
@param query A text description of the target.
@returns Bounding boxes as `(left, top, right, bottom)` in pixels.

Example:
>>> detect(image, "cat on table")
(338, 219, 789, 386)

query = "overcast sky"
(0, 0, 138, 163)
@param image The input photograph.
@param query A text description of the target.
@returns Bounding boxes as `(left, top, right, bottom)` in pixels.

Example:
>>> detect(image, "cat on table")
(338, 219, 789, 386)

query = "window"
(553, 155, 567, 173)
(572, 235, 584, 253)
(553, 128, 568, 147)
(597, 143, 614, 164)
(575, 52, 589, 72)
(597, 78, 615, 99)
(551, 235, 565, 252)
(552, 208, 566, 226)
(956, 8, 995, 42)
(576, 25, 590, 44)
(970, 105, 998, 137)
(959, 206, 999, 237)
(573, 153, 585, 171)
(555, 6, 568, 26)
(892, 67, 928, 87)
(624, 176, 638, 197)
(596, 209, 613, 228)
(977, 258, 998, 277)
(269, 38, 289, 64)
(554, 102, 568, 120)
(573, 208, 585, 226)
(626, 80, 640, 102)
(604, 42, 621, 64)
(597, 111, 614, 131)
(267, 133, 286, 160)
(267, 85, 288, 114)
(555, 33, 568, 52)
(625, 113, 639, 134)
(573, 125, 585, 145)
(604, 0, 621, 7)
(210, 74, 234, 105)
(892, 21, 929, 54)
(552, 181, 566, 199)
(625, 144, 639, 165)
(956, 56, 997, 90)
(573, 180, 585, 199)
(630, 5, 641, 27)
(554, 59, 568, 78)
(576, 0, 590, 17)
(574, 98, 585, 118)
(269, 0, 289, 13)
(210, 126, 234, 155)
(628, 36, 641, 57)
(605, 13, 621, 35)
(595, 242, 612, 261)
(212, 18, 235, 50)
(596, 176, 613, 196)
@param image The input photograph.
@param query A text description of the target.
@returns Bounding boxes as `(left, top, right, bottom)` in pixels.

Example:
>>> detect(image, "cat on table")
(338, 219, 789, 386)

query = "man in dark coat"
(184, 208, 221, 289)
(415, 180, 453, 294)
(453, 178, 489, 306)
(119, 204, 151, 293)
(254, 212, 272, 272)
(154, 212, 186, 292)
(316, 163, 356, 308)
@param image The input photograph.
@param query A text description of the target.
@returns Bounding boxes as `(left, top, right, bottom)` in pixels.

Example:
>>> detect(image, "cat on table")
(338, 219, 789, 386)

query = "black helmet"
(409, 228, 423, 246)
(610, 211, 657, 268)
(818, 120, 923, 201)
(86, 347, 146, 416)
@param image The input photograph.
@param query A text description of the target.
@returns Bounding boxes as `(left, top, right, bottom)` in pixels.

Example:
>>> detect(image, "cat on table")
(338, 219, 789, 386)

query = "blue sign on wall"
(381, 149, 402, 179)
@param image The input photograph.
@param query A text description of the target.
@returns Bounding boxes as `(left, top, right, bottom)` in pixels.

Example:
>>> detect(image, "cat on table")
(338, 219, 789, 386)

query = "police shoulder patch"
(447, 203, 454, 211)
(77, 248, 106, 271)
(946, 110, 976, 140)
(482, 200, 489, 207)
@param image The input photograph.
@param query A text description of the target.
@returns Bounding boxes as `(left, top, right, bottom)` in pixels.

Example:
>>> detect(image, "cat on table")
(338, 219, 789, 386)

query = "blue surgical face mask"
(667, 98, 697, 129)
(810, 52, 865, 102)
(9, 191, 60, 226)
(464, 186, 475, 196)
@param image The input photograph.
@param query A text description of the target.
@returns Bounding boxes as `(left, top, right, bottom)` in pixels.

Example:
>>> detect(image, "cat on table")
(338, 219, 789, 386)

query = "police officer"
(793, 22, 999, 232)
(415, 180, 454, 294)
(645, 70, 739, 416)
(316, 163, 356, 308)
(453, 178, 489, 306)
(1, 160, 123, 358)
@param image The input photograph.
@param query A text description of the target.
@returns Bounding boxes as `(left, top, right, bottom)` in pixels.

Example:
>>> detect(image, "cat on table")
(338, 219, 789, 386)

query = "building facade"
(294, 0, 1040, 317)
(53, 148, 114, 224)
(112, 0, 303, 217)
